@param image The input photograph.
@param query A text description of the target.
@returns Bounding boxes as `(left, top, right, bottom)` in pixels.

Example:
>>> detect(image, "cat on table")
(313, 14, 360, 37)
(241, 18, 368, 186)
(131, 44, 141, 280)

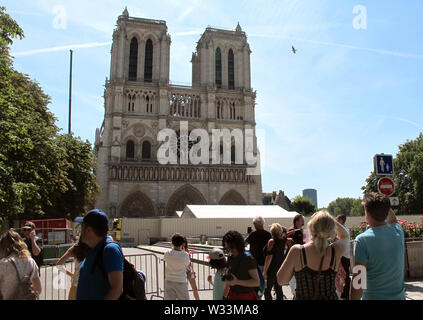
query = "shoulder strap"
(330, 245, 336, 269)
(91, 240, 118, 278)
(10, 259, 22, 282)
(301, 246, 307, 267)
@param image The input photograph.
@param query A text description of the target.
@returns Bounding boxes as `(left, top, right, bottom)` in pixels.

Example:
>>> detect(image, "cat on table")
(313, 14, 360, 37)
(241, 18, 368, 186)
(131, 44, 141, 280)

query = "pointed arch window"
(128, 94, 135, 112)
(228, 49, 235, 89)
(128, 38, 138, 81)
(215, 47, 222, 88)
(146, 96, 153, 113)
(126, 140, 135, 160)
(144, 39, 153, 82)
(142, 141, 152, 160)
(231, 145, 236, 163)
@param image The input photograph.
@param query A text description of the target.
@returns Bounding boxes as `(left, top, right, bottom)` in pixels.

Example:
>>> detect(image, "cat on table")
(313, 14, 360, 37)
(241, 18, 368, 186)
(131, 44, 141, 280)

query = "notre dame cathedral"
(94, 8, 263, 218)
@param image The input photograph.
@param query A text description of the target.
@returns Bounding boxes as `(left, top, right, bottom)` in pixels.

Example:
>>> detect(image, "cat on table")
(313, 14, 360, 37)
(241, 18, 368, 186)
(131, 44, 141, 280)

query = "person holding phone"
(21, 222, 43, 274)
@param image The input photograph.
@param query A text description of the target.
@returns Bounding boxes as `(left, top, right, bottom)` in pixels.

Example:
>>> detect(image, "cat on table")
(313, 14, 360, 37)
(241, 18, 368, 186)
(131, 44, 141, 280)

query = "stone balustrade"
(109, 164, 255, 183)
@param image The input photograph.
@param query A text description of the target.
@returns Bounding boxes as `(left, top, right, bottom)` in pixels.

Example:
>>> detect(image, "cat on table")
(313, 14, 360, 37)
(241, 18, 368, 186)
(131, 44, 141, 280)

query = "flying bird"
(292, 46, 297, 54)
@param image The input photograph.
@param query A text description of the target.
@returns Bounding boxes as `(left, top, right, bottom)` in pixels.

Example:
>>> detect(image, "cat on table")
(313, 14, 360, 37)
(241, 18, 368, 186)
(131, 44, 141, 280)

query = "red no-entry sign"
(378, 177, 395, 197)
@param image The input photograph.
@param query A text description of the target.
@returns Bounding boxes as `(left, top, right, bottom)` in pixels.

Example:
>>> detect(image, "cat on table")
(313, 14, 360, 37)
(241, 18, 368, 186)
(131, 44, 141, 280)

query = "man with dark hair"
(223, 230, 260, 300)
(288, 214, 305, 246)
(22, 221, 43, 273)
(76, 209, 124, 300)
(336, 214, 351, 300)
(163, 233, 191, 300)
(245, 216, 271, 272)
(351, 193, 405, 300)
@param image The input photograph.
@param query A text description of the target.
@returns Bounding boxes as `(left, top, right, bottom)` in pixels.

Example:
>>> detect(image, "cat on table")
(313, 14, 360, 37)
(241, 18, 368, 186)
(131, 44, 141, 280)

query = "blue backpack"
(244, 251, 265, 298)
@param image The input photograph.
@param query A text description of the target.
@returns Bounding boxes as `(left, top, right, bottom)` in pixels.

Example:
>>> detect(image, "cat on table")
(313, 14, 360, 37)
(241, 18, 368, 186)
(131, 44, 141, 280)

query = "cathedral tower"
(95, 9, 262, 218)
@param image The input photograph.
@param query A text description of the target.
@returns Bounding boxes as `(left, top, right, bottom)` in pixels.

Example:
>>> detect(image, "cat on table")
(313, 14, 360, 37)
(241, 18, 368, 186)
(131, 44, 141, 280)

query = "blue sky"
(4, 0, 423, 208)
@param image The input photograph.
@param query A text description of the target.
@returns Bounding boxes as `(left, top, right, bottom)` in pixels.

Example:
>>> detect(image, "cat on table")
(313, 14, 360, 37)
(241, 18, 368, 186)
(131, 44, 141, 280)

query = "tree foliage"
(291, 196, 316, 216)
(362, 133, 423, 215)
(327, 197, 364, 216)
(0, 7, 98, 225)
(43, 134, 98, 219)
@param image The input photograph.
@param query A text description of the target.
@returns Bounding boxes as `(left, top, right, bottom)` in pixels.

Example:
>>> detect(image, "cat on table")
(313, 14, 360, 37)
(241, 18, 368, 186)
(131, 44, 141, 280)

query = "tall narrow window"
(126, 140, 135, 160)
(128, 38, 138, 81)
(128, 94, 135, 112)
(144, 39, 153, 82)
(146, 96, 150, 113)
(215, 48, 222, 88)
(231, 145, 236, 163)
(142, 141, 151, 160)
(228, 49, 235, 89)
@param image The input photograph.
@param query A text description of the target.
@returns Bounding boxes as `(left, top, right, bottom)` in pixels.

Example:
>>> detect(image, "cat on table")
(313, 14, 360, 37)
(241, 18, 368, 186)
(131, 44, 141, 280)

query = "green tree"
(44, 134, 99, 219)
(362, 133, 423, 215)
(327, 197, 364, 216)
(291, 196, 316, 216)
(0, 7, 65, 223)
(350, 199, 365, 216)
(0, 7, 98, 224)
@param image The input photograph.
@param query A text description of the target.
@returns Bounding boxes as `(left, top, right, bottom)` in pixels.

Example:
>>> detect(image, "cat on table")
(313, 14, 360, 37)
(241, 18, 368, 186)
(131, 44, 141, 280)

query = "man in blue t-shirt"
(351, 193, 405, 300)
(76, 209, 124, 300)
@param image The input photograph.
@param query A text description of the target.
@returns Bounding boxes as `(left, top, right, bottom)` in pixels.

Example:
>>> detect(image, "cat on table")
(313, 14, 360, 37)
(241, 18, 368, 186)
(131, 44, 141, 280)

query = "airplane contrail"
(12, 41, 112, 57)
(11, 34, 423, 61)
(249, 33, 423, 60)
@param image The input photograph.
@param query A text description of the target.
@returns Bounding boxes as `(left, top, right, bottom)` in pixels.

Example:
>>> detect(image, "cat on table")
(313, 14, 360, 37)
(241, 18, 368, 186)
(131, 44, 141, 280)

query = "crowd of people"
(0, 192, 407, 300)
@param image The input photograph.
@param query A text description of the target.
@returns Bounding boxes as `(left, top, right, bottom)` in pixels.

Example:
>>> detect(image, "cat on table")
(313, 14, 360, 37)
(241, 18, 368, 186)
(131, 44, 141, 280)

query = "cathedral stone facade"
(94, 9, 263, 218)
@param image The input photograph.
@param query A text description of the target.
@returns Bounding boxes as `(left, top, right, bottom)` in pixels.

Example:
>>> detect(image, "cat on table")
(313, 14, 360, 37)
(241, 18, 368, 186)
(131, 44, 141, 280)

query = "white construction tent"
(121, 205, 301, 245)
(181, 205, 299, 219)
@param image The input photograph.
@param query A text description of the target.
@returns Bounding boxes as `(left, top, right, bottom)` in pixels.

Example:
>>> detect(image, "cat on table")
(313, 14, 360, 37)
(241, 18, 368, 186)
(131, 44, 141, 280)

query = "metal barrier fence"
(39, 253, 160, 300)
(189, 252, 216, 292)
(158, 251, 216, 299)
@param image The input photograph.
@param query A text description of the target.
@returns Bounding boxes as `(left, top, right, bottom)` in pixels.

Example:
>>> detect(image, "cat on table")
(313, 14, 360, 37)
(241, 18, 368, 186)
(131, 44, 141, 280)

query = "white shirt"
(164, 249, 190, 283)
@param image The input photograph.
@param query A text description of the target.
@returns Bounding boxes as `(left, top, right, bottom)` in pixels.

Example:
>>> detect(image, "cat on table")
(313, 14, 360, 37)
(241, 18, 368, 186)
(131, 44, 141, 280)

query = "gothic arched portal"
(219, 189, 247, 205)
(120, 191, 157, 218)
(166, 184, 207, 217)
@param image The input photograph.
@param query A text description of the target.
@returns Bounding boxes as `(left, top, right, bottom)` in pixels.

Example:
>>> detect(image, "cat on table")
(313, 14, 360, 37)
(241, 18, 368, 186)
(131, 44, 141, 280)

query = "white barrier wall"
(122, 215, 423, 245)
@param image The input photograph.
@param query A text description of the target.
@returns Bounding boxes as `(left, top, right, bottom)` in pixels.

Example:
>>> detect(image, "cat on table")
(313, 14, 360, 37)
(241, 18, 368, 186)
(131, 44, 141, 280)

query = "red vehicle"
(25, 218, 72, 245)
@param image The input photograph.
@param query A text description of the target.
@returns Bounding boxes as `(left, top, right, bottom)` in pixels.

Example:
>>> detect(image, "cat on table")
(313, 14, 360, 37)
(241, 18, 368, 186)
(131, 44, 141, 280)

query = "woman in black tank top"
(294, 245, 338, 300)
(276, 211, 350, 300)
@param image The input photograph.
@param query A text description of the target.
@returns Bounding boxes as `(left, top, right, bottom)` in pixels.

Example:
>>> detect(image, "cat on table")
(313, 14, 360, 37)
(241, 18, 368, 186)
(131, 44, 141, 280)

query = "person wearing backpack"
(76, 209, 124, 300)
(0, 230, 42, 300)
(222, 230, 260, 300)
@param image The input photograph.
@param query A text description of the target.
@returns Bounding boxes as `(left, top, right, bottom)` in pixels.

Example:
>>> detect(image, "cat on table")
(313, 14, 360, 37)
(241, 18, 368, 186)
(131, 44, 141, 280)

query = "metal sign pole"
(68, 50, 73, 135)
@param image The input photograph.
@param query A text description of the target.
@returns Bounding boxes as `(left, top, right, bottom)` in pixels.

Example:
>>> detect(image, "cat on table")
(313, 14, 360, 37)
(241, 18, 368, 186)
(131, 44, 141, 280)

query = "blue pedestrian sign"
(374, 154, 394, 176)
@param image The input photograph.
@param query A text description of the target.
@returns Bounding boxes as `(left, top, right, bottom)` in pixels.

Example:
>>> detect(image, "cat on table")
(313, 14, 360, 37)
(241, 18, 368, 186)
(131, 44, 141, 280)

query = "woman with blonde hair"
(0, 230, 42, 299)
(263, 223, 287, 300)
(277, 211, 349, 300)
